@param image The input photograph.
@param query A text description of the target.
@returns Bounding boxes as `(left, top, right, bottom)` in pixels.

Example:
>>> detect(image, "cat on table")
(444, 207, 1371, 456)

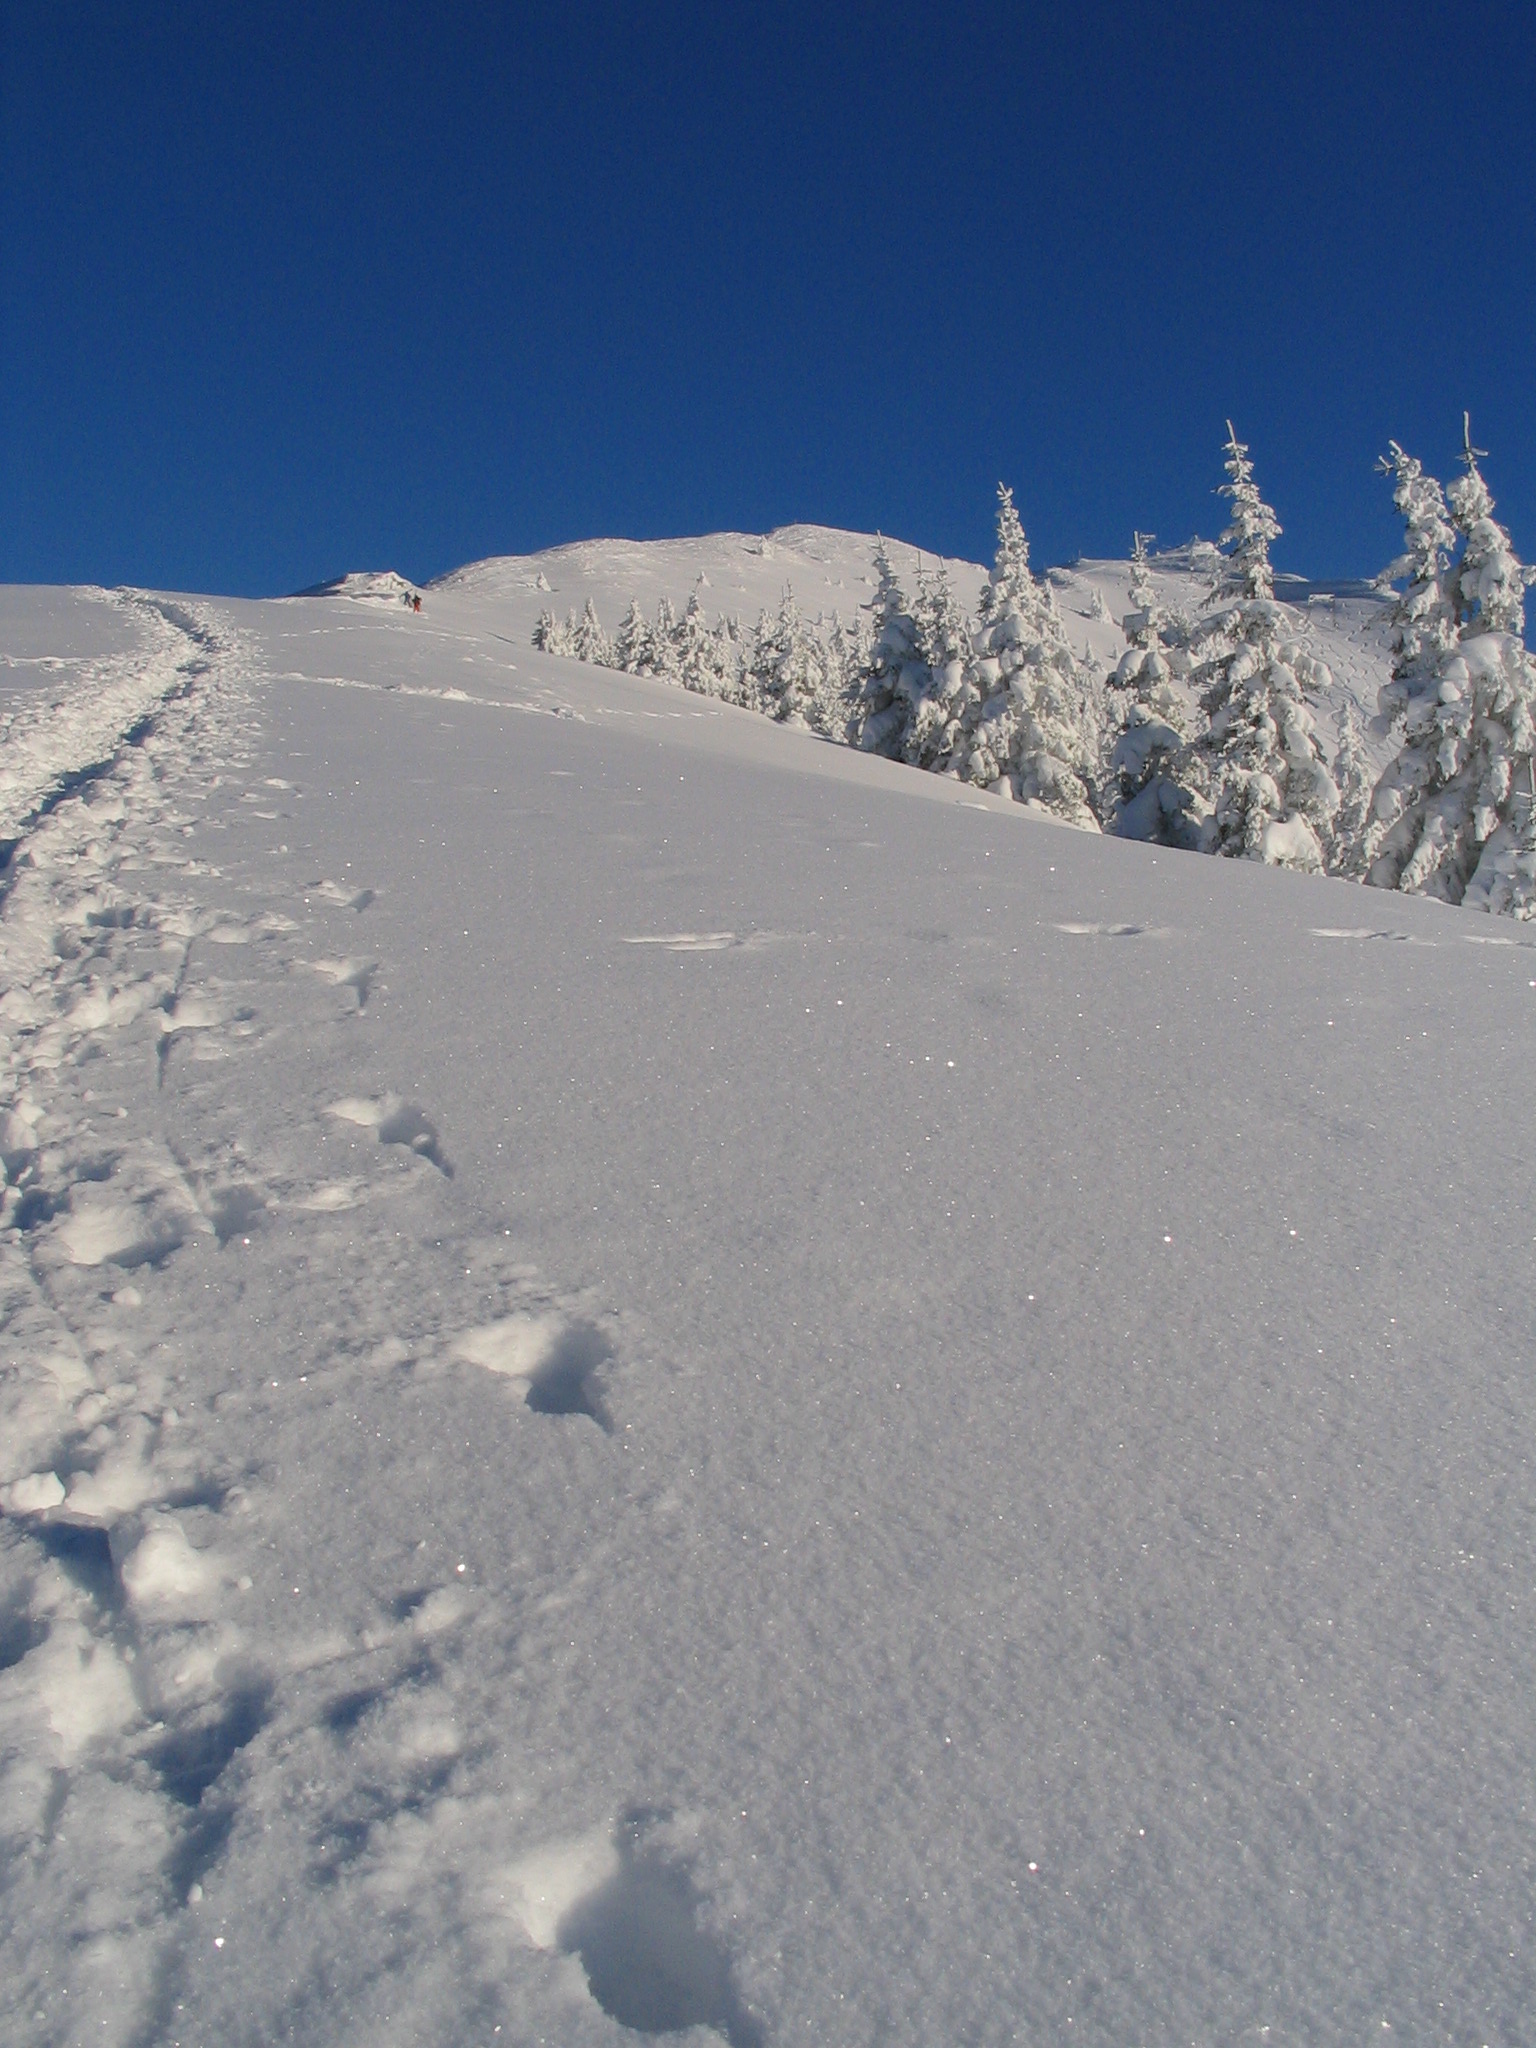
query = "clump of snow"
(120, 1518, 219, 1619)
(0, 1470, 65, 1514)
(451, 1312, 568, 1378)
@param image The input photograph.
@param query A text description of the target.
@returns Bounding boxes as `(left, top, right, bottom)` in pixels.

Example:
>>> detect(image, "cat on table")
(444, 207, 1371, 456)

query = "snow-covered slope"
(434, 523, 986, 633)
(292, 570, 423, 608)
(427, 525, 1398, 778)
(1, 558, 1532, 2048)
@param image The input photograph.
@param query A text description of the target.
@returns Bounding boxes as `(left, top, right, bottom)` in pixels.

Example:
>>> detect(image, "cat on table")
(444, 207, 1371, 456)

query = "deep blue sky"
(3, 1, 1533, 596)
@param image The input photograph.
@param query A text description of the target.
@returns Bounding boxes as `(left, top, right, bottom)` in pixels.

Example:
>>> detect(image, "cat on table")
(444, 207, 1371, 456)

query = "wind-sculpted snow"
(1, 572, 1535, 2046)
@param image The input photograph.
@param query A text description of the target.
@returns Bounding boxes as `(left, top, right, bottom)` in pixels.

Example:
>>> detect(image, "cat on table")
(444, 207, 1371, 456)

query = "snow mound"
(291, 569, 421, 606)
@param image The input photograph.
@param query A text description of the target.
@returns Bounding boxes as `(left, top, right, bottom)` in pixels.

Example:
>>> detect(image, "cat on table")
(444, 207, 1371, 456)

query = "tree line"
(533, 424, 1536, 917)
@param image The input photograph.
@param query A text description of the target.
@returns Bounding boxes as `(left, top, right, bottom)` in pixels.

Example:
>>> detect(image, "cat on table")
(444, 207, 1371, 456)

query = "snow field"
(0, 567, 1533, 2045)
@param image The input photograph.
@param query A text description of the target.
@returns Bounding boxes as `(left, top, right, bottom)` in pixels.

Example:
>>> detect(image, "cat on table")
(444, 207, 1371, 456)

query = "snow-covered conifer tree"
(715, 615, 749, 707)
(755, 594, 824, 724)
(741, 609, 779, 717)
(1326, 701, 1374, 874)
(954, 487, 1101, 826)
(1212, 420, 1280, 604)
(675, 592, 722, 698)
(1363, 456, 1465, 885)
(1013, 663, 1105, 827)
(952, 489, 1032, 791)
(1184, 428, 1337, 867)
(820, 613, 869, 742)
(1365, 426, 1536, 910)
(650, 596, 680, 682)
(614, 599, 654, 675)
(1103, 535, 1200, 843)
(855, 544, 926, 757)
(570, 598, 613, 668)
(1450, 421, 1536, 640)
(1121, 532, 1164, 653)
(1450, 422, 1536, 917)
(1449, 423, 1536, 912)
(950, 487, 1024, 790)
(902, 568, 976, 771)
(532, 610, 573, 656)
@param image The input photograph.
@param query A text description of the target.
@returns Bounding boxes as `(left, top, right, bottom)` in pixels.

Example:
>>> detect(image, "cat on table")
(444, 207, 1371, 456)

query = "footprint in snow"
(53, 1195, 190, 1269)
(157, 990, 256, 1082)
(3, 1497, 268, 1844)
(501, 1811, 762, 2046)
(199, 1181, 272, 1245)
(326, 1094, 452, 1175)
(316, 880, 375, 912)
(307, 956, 378, 1008)
(451, 1311, 609, 1424)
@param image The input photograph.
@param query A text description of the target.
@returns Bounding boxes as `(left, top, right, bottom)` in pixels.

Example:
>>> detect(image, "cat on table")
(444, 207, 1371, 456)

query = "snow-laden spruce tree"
(675, 591, 724, 697)
(1357, 443, 1459, 885)
(614, 598, 654, 675)
(902, 567, 977, 772)
(532, 609, 572, 656)
(955, 486, 1101, 827)
(1185, 425, 1337, 868)
(716, 614, 751, 708)
(855, 543, 927, 757)
(821, 613, 870, 742)
(1011, 634, 1105, 827)
(735, 610, 769, 715)
(1326, 700, 1374, 874)
(954, 488, 1030, 789)
(1364, 426, 1536, 910)
(650, 596, 681, 682)
(755, 593, 825, 725)
(1446, 425, 1536, 913)
(1121, 531, 1165, 653)
(1104, 532, 1200, 844)
(569, 598, 613, 667)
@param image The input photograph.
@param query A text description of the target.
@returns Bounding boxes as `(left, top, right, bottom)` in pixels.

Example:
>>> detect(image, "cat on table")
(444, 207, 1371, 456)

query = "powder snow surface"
(0, 553, 1532, 2048)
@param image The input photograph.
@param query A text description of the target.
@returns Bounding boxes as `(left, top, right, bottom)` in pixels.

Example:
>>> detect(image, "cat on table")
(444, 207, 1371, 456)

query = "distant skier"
(412, 594, 422, 613)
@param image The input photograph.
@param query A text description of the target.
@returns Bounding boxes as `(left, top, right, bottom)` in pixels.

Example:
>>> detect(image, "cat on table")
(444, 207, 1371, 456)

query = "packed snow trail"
(0, 593, 230, 866)
(0, 577, 1534, 2047)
